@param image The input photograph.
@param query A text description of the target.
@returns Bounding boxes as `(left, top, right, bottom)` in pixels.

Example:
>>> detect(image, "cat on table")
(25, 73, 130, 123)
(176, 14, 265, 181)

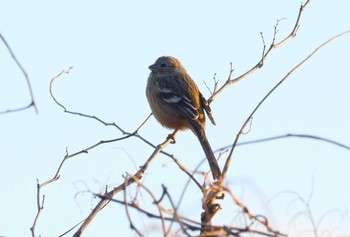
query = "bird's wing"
(155, 75, 200, 123)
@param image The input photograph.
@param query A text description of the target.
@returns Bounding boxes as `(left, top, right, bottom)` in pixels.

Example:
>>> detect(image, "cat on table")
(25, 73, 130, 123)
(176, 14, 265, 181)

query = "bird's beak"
(148, 64, 157, 72)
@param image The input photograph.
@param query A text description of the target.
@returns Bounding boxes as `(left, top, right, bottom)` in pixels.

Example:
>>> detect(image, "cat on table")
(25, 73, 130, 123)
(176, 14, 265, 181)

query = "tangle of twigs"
(30, 0, 350, 236)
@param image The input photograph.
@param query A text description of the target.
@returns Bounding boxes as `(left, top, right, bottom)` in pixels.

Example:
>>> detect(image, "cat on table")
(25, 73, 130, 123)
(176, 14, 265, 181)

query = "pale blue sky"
(1, 1, 350, 236)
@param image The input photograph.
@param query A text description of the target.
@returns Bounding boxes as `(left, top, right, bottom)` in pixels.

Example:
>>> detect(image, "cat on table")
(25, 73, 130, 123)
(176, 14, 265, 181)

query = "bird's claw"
(167, 133, 176, 144)
(167, 130, 178, 144)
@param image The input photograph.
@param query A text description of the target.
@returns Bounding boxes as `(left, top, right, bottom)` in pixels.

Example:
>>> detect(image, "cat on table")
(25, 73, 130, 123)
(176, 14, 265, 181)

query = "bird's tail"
(194, 127, 222, 180)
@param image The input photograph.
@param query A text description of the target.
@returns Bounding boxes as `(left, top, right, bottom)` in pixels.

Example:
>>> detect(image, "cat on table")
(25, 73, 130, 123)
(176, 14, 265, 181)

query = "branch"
(220, 30, 350, 181)
(30, 180, 44, 237)
(95, 188, 286, 237)
(123, 177, 144, 237)
(34, 67, 204, 236)
(0, 33, 38, 114)
(208, 0, 312, 104)
(49, 68, 176, 158)
(31, 68, 167, 236)
(216, 133, 350, 152)
(73, 133, 176, 237)
(224, 186, 287, 237)
(125, 175, 167, 236)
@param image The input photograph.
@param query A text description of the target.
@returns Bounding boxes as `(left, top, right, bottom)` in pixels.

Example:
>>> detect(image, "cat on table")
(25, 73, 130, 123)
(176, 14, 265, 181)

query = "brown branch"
(123, 177, 143, 237)
(159, 185, 188, 236)
(30, 180, 44, 237)
(129, 175, 167, 236)
(224, 186, 287, 237)
(220, 30, 350, 182)
(49, 67, 129, 134)
(35, 3, 350, 236)
(0, 33, 38, 114)
(169, 155, 202, 190)
(267, 177, 347, 237)
(95, 195, 205, 235)
(204, 72, 220, 97)
(95, 191, 285, 237)
(48, 67, 214, 236)
(42, 7, 316, 232)
(151, 184, 192, 236)
(30, 69, 163, 236)
(208, 0, 312, 104)
(219, 133, 350, 151)
(49, 68, 176, 158)
(73, 132, 176, 237)
(32, 66, 195, 237)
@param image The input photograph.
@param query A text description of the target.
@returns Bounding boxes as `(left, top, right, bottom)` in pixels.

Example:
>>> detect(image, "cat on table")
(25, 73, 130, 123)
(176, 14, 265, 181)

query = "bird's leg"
(167, 129, 178, 144)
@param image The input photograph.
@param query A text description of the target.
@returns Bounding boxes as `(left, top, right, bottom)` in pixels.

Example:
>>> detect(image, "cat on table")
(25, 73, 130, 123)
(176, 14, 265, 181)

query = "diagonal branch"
(0, 33, 38, 114)
(72, 133, 176, 237)
(220, 30, 350, 181)
(208, 0, 312, 104)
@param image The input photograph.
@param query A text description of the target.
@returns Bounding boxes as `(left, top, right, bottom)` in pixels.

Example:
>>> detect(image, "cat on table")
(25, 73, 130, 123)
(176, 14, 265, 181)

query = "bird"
(146, 56, 221, 180)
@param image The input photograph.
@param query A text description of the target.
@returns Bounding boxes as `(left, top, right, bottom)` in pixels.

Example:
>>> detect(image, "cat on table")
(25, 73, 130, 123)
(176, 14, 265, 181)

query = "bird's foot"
(167, 130, 178, 144)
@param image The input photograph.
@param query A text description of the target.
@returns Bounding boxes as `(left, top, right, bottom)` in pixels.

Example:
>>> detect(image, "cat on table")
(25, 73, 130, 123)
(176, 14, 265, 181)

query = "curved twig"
(216, 133, 350, 152)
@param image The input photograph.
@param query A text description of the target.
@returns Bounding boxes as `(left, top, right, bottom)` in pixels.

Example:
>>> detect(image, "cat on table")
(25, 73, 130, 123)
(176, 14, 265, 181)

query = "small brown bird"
(146, 56, 221, 180)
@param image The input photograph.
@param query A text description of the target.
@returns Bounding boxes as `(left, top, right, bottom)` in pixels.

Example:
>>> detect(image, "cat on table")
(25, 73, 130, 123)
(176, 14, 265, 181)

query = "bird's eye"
(160, 63, 167, 68)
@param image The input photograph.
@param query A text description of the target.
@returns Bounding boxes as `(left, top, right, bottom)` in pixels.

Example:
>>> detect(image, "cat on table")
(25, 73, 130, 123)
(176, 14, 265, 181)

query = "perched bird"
(146, 56, 221, 180)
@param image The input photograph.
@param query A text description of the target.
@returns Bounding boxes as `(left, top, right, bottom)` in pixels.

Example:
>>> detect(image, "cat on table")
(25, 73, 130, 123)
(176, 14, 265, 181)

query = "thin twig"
(221, 30, 350, 181)
(30, 69, 158, 236)
(215, 133, 350, 152)
(123, 176, 143, 236)
(169, 155, 202, 190)
(130, 175, 167, 237)
(73, 132, 177, 237)
(0, 33, 38, 114)
(49, 68, 174, 158)
(208, 0, 312, 104)
(96, 193, 284, 237)
(159, 184, 190, 236)
(30, 180, 44, 237)
(224, 186, 287, 236)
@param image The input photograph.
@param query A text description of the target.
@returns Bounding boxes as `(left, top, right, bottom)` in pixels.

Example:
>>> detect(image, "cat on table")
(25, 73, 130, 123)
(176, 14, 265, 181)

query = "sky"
(1, 0, 350, 236)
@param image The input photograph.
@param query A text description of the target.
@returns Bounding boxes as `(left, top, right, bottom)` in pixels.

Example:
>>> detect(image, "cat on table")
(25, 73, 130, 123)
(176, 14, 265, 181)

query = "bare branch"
(128, 175, 167, 236)
(123, 177, 144, 237)
(31, 67, 191, 236)
(169, 155, 202, 190)
(204, 73, 220, 97)
(216, 133, 350, 152)
(224, 186, 287, 236)
(220, 30, 350, 181)
(96, 189, 286, 237)
(34, 2, 350, 236)
(267, 177, 348, 236)
(73, 133, 177, 237)
(30, 180, 44, 237)
(49, 68, 174, 158)
(49, 67, 131, 134)
(208, 0, 312, 104)
(0, 33, 38, 114)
